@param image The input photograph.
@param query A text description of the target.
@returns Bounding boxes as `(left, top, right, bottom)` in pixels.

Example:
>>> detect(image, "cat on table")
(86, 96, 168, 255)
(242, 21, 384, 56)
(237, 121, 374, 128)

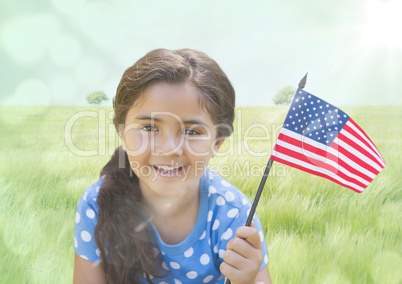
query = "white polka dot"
(221, 180, 231, 187)
(174, 279, 182, 284)
(199, 230, 206, 240)
(95, 186, 100, 192)
(75, 212, 80, 223)
(74, 237, 78, 248)
(218, 249, 226, 259)
(203, 275, 214, 283)
(200, 254, 210, 265)
(242, 198, 248, 205)
(208, 238, 211, 245)
(170, 261, 180, 269)
(216, 196, 225, 206)
(264, 254, 269, 264)
(246, 208, 251, 217)
(259, 231, 264, 242)
(221, 228, 233, 240)
(227, 208, 239, 218)
(96, 248, 100, 256)
(207, 210, 213, 222)
(79, 255, 88, 260)
(83, 191, 88, 201)
(186, 271, 198, 279)
(225, 191, 235, 202)
(86, 209, 95, 219)
(209, 185, 217, 194)
(213, 244, 218, 253)
(212, 219, 220, 230)
(162, 262, 168, 270)
(184, 247, 194, 258)
(80, 230, 91, 242)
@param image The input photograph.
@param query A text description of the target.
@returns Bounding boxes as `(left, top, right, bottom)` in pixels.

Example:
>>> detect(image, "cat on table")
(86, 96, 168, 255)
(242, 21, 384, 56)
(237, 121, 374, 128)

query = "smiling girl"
(73, 49, 272, 284)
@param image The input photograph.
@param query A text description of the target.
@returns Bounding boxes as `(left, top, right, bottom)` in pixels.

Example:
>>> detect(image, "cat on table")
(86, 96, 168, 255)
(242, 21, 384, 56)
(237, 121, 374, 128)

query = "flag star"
(330, 133, 333, 136)
(295, 127, 298, 130)
(299, 105, 302, 108)
(313, 107, 316, 110)
(310, 101, 314, 104)
(304, 103, 307, 106)
(313, 126, 316, 129)
(318, 137, 321, 140)
(324, 135, 327, 138)
(328, 128, 331, 131)
(317, 100, 321, 103)
(330, 116, 334, 119)
(286, 124, 289, 127)
(335, 109, 338, 112)
(301, 111, 304, 114)
(326, 140, 329, 144)
(302, 97, 305, 100)
(332, 121, 336, 124)
(303, 117, 306, 120)
(301, 125, 303, 128)
(315, 113, 318, 117)
(307, 128, 310, 131)
(296, 99, 299, 102)
(309, 114, 312, 117)
(309, 133, 312, 136)
(295, 113, 299, 117)
(289, 115, 292, 119)
(319, 106, 323, 109)
(322, 130, 325, 133)
(306, 108, 309, 112)
(321, 111, 325, 115)
(299, 91, 302, 94)
(308, 95, 311, 98)
(340, 120, 342, 123)
(324, 117, 327, 120)
(337, 115, 340, 118)
(326, 123, 330, 126)
(343, 114, 347, 118)
(315, 132, 318, 135)
(334, 127, 338, 130)
(293, 107, 296, 110)
(298, 119, 301, 122)
(292, 121, 295, 124)
(326, 104, 329, 108)
(328, 110, 332, 113)
(317, 119, 321, 122)
(320, 125, 323, 128)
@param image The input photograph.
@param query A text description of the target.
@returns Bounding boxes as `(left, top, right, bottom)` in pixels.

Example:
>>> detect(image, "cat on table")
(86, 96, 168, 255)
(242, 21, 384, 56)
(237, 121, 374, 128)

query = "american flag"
(271, 89, 385, 193)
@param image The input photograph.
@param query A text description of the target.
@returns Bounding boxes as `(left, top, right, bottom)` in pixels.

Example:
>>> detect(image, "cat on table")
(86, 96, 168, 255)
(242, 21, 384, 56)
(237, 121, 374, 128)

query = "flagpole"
(224, 74, 308, 284)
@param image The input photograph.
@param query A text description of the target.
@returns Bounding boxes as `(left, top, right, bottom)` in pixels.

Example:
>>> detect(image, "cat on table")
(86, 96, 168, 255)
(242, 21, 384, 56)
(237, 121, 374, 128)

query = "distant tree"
(86, 91, 108, 105)
(273, 86, 296, 105)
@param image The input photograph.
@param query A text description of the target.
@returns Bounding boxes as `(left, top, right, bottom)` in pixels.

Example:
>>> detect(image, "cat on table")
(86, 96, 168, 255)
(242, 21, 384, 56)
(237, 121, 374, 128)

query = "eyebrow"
(134, 115, 209, 127)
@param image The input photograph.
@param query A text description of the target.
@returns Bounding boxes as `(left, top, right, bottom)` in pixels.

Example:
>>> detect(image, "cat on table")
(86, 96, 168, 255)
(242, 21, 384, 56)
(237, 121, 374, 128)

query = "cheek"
(184, 139, 216, 157)
(122, 129, 150, 155)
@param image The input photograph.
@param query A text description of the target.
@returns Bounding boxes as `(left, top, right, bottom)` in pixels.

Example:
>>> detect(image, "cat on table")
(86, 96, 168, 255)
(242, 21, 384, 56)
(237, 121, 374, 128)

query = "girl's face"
(120, 82, 222, 199)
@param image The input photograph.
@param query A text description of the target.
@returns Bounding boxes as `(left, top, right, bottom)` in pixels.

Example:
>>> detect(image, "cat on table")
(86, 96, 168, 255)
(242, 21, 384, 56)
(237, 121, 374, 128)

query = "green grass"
(1, 105, 401, 283)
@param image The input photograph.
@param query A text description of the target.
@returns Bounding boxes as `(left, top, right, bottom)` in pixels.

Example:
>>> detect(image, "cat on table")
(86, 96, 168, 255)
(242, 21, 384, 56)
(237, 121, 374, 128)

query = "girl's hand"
(220, 222, 263, 284)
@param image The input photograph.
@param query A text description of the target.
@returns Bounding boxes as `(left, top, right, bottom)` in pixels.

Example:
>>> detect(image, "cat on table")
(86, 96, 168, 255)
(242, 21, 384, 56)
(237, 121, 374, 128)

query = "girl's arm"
(73, 253, 105, 284)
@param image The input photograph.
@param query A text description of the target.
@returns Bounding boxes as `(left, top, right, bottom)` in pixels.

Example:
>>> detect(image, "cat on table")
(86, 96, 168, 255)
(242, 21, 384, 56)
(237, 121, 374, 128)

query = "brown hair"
(95, 48, 235, 283)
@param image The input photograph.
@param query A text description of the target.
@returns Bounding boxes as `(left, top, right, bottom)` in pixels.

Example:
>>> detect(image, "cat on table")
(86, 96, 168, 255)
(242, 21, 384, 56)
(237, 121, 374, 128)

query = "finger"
(226, 237, 262, 262)
(234, 226, 262, 250)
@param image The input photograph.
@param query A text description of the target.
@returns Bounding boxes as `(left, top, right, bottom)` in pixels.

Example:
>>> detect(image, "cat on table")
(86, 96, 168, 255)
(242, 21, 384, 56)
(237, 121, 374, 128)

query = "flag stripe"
(275, 133, 373, 184)
(273, 143, 368, 188)
(271, 152, 365, 192)
(278, 128, 377, 179)
(343, 119, 385, 167)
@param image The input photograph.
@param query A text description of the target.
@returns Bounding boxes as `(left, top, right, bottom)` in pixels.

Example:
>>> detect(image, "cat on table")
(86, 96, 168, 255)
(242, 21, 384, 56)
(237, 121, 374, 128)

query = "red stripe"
(336, 133, 381, 174)
(273, 143, 367, 189)
(343, 121, 384, 168)
(347, 119, 384, 163)
(270, 155, 362, 193)
(278, 132, 374, 182)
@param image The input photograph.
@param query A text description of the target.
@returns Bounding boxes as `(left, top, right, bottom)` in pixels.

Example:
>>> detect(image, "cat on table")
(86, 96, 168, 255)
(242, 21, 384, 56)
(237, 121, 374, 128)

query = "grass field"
(0, 105, 401, 283)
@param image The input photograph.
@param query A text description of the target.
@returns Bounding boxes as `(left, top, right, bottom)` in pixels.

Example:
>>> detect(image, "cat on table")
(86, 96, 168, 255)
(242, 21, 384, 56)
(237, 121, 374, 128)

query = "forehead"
(126, 82, 214, 123)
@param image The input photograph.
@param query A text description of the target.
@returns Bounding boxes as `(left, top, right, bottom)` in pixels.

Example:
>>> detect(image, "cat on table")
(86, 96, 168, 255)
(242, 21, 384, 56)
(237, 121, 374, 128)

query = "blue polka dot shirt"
(74, 169, 269, 283)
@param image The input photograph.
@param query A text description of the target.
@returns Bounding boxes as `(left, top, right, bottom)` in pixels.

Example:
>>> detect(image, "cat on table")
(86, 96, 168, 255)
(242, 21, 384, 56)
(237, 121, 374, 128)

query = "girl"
(73, 49, 272, 284)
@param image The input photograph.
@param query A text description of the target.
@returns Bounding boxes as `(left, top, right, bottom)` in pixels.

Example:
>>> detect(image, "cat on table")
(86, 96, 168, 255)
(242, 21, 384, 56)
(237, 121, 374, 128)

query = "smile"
(152, 165, 185, 177)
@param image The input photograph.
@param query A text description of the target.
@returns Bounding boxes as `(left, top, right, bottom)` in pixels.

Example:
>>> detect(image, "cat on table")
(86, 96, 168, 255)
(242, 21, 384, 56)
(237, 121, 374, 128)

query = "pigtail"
(94, 147, 164, 283)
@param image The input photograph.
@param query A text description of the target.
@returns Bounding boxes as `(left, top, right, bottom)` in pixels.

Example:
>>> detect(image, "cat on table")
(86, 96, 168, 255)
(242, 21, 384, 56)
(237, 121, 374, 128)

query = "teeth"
(156, 165, 181, 171)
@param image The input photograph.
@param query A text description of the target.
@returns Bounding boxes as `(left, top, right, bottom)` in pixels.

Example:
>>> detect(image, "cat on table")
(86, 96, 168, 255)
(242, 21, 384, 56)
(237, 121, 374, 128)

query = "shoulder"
(202, 169, 252, 210)
(76, 177, 104, 212)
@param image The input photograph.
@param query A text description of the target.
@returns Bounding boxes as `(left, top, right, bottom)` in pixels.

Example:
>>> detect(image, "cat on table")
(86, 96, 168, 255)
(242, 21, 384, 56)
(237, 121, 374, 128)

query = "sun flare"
(360, 0, 402, 48)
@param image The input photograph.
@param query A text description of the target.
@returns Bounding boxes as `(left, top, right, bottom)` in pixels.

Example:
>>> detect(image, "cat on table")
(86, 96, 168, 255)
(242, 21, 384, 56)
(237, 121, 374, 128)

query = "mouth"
(152, 165, 185, 177)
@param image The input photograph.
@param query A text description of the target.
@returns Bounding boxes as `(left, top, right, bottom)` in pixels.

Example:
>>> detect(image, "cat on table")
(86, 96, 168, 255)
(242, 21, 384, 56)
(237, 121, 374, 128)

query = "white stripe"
(275, 138, 370, 186)
(271, 150, 365, 192)
(279, 128, 377, 179)
(336, 129, 383, 172)
(345, 120, 385, 167)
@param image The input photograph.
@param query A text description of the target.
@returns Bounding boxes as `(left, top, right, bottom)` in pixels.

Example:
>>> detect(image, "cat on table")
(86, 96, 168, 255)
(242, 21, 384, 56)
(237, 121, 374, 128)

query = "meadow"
(0, 105, 401, 284)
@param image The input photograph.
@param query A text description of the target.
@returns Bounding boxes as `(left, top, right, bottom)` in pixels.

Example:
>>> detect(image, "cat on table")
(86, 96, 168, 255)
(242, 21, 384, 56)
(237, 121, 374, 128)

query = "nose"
(153, 132, 184, 156)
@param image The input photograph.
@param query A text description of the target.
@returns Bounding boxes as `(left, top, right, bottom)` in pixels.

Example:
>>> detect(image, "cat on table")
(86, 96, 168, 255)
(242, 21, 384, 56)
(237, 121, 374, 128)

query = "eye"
(141, 125, 157, 132)
(182, 128, 200, 136)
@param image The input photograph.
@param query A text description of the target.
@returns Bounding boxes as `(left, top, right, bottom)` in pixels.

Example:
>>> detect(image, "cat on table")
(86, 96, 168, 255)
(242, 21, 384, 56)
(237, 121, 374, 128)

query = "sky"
(1, 0, 401, 107)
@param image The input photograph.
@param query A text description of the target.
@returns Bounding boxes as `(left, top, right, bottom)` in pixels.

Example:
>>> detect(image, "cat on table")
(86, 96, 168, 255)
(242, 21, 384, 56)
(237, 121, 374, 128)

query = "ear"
(212, 138, 225, 157)
(118, 124, 127, 151)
